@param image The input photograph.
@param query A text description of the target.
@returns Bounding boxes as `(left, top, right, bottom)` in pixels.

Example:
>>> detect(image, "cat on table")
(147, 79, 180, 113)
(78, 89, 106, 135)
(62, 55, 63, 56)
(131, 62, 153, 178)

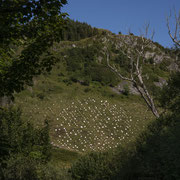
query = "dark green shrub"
(85, 64, 119, 86)
(70, 76, 78, 83)
(70, 151, 115, 180)
(58, 72, 64, 77)
(159, 60, 171, 71)
(0, 107, 52, 179)
(71, 72, 180, 180)
(148, 57, 154, 64)
(81, 79, 90, 86)
(114, 52, 130, 73)
(3, 155, 38, 180)
(148, 73, 159, 82)
(37, 93, 45, 100)
(159, 72, 180, 113)
(111, 114, 180, 180)
(122, 84, 130, 96)
(61, 19, 99, 41)
(84, 88, 91, 93)
(3, 155, 71, 180)
(63, 79, 72, 85)
(129, 33, 134, 36)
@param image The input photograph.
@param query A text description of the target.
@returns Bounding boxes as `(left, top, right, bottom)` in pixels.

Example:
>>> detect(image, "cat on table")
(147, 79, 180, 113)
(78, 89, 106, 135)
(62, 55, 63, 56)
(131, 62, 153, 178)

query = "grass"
(50, 147, 81, 168)
(14, 63, 155, 156)
(12, 36, 171, 176)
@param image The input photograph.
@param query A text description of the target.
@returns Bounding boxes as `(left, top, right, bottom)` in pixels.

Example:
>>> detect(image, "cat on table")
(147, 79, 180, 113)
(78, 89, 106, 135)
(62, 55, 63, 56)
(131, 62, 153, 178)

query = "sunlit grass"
(15, 80, 154, 153)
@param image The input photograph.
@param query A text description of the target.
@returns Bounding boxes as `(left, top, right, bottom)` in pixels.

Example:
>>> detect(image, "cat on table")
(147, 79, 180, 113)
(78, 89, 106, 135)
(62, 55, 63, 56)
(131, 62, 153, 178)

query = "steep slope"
(52, 31, 179, 95)
(14, 29, 178, 154)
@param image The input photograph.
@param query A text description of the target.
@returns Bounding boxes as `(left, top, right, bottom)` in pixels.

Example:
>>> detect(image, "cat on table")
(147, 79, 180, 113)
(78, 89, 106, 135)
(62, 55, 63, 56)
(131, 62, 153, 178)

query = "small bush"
(122, 84, 130, 96)
(85, 64, 119, 86)
(70, 76, 78, 83)
(70, 151, 115, 180)
(3, 155, 72, 180)
(84, 88, 91, 93)
(63, 79, 72, 85)
(37, 93, 45, 100)
(58, 72, 64, 77)
(81, 79, 90, 86)
(0, 107, 52, 179)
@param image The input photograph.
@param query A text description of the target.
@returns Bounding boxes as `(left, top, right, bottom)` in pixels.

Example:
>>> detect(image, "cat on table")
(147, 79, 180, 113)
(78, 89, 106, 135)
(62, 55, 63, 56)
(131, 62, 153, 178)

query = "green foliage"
(114, 51, 131, 73)
(37, 93, 46, 100)
(0, 0, 68, 97)
(159, 72, 180, 113)
(70, 151, 115, 180)
(122, 84, 130, 96)
(85, 64, 119, 86)
(71, 116, 180, 180)
(112, 73, 180, 179)
(69, 71, 180, 180)
(147, 57, 154, 64)
(3, 155, 39, 180)
(110, 115, 180, 179)
(84, 88, 91, 93)
(64, 44, 119, 86)
(2, 154, 72, 180)
(61, 19, 99, 41)
(159, 60, 171, 71)
(0, 107, 52, 179)
(0, 107, 51, 160)
(65, 45, 99, 73)
(0, 0, 67, 45)
(66, 48, 85, 72)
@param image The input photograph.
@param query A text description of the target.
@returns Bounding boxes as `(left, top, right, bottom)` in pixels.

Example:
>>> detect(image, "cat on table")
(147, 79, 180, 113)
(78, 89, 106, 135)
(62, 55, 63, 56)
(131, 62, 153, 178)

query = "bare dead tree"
(106, 24, 160, 118)
(167, 9, 180, 47)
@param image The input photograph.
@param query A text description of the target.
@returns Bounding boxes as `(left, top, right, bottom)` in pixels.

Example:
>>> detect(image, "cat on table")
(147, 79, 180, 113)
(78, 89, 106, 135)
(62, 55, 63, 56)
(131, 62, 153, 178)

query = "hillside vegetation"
(13, 20, 179, 168)
(14, 65, 154, 153)
(1, 17, 180, 179)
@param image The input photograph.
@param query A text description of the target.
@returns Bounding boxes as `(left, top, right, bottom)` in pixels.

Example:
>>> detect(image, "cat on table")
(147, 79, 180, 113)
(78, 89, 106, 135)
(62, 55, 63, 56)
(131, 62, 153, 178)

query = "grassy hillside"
(13, 32, 178, 170)
(14, 61, 154, 154)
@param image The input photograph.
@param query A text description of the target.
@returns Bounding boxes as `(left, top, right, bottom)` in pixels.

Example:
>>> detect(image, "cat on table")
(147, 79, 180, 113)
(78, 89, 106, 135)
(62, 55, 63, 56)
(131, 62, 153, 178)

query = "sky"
(62, 0, 180, 48)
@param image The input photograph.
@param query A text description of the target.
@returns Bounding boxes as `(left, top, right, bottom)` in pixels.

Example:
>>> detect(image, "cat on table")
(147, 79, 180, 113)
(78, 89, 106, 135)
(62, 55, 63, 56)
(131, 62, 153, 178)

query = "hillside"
(13, 26, 179, 166)
(52, 30, 179, 93)
(1, 0, 180, 178)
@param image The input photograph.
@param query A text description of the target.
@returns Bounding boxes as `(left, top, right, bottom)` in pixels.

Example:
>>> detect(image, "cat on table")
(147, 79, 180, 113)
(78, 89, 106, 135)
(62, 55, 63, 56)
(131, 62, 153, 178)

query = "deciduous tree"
(0, 0, 68, 99)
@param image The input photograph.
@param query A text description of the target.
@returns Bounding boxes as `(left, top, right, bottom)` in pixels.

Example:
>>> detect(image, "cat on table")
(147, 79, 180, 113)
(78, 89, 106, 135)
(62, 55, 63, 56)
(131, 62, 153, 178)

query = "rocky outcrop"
(111, 81, 140, 95)
(168, 62, 179, 71)
(154, 77, 167, 88)
(0, 96, 12, 107)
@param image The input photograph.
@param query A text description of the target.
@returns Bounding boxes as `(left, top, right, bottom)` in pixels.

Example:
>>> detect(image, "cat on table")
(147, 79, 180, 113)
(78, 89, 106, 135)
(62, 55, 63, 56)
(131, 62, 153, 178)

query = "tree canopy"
(0, 0, 68, 97)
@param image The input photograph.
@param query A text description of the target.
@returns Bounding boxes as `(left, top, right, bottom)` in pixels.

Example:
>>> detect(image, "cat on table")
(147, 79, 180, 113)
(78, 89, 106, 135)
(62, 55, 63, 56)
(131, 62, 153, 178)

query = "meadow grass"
(15, 70, 154, 144)
(14, 63, 155, 165)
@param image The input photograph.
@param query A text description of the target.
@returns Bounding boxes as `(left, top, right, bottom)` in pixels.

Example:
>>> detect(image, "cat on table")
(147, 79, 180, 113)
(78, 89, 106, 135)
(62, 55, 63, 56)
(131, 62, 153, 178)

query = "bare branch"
(106, 24, 160, 118)
(167, 9, 180, 47)
(106, 52, 132, 81)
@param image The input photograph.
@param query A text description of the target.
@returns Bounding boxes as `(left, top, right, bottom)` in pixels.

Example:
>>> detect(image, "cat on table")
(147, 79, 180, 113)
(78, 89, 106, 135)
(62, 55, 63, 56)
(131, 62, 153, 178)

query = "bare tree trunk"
(106, 27, 160, 118)
(167, 9, 180, 47)
(133, 82, 159, 118)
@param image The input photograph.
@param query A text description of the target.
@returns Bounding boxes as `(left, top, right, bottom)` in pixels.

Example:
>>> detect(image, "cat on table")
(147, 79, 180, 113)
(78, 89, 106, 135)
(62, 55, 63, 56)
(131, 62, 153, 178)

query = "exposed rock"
(168, 62, 179, 71)
(154, 77, 167, 88)
(111, 81, 140, 95)
(145, 52, 155, 59)
(153, 54, 163, 64)
(97, 56, 103, 63)
(0, 96, 12, 107)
